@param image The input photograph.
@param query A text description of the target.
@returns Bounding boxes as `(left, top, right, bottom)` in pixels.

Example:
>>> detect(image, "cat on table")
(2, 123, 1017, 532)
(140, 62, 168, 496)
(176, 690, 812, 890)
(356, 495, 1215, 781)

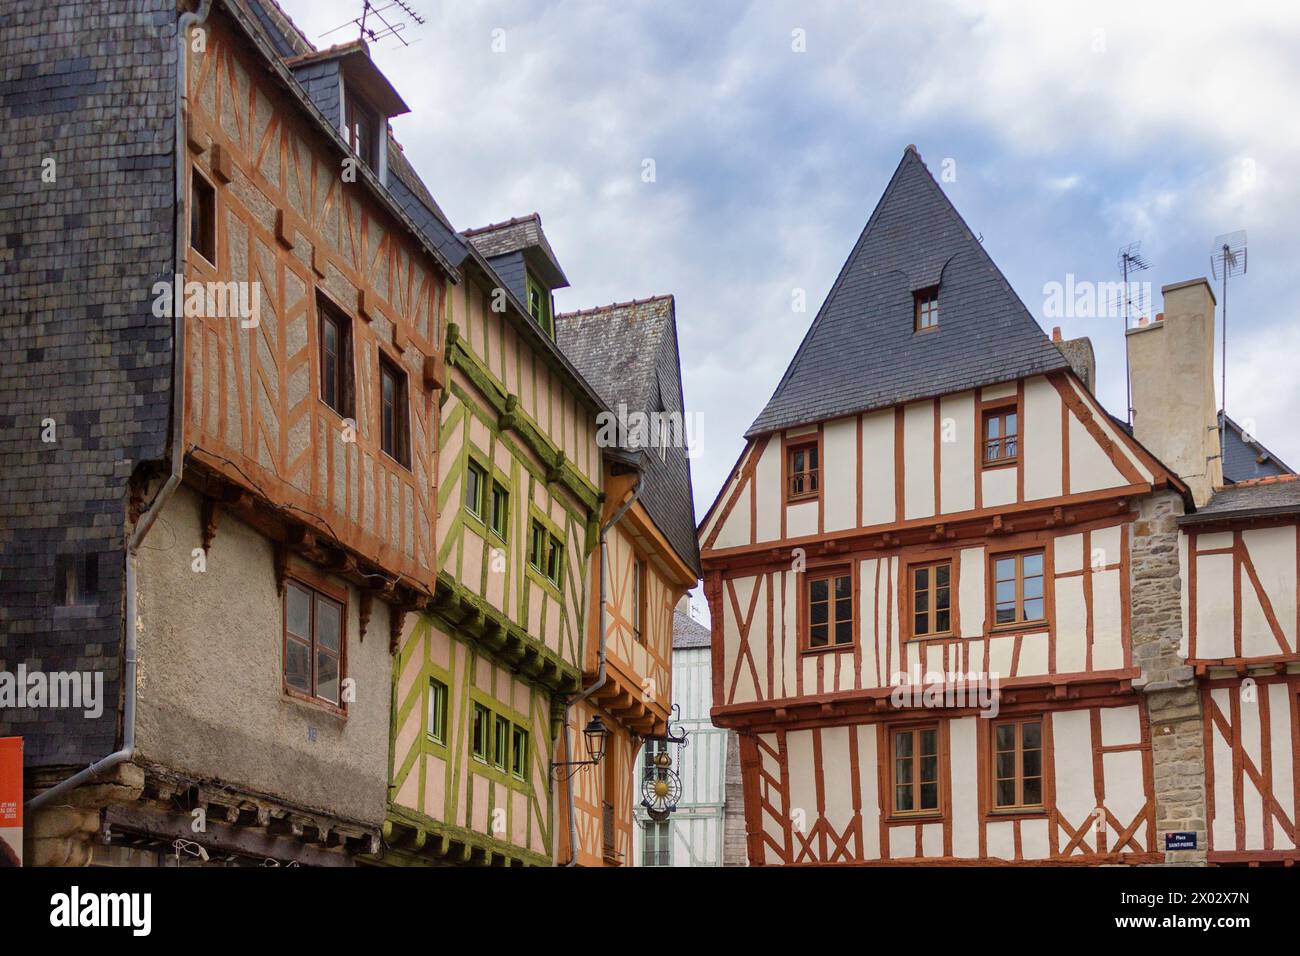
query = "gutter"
(28, 0, 212, 810)
(561, 472, 643, 866)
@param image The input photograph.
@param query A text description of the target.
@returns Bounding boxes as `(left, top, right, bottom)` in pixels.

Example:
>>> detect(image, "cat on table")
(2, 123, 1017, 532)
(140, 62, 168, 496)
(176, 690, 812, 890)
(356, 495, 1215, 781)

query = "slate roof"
(672, 608, 712, 650)
(1219, 410, 1294, 484)
(555, 296, 702, 576)
(1182, 475, 1300, 523)
(464, 213, 569, 289)
(746, 147, 1069, 438)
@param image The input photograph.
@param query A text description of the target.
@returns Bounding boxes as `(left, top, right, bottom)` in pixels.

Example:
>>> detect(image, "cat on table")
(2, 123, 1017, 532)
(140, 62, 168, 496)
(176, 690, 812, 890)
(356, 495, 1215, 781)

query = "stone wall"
(1131, 489, 1208, 864)
(722, 730, 748, 866)
(0, 1, 178, 768)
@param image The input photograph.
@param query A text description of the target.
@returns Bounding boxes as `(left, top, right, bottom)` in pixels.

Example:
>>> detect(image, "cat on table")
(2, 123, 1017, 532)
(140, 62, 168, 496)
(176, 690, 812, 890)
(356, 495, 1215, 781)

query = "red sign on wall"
(0, 737, 22, 866)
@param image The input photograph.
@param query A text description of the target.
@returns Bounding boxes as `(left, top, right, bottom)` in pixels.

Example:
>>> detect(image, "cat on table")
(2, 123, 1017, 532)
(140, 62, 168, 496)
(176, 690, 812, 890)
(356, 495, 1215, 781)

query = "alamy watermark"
(0, 666, 103, 718)
(889, 665, 1001, 718)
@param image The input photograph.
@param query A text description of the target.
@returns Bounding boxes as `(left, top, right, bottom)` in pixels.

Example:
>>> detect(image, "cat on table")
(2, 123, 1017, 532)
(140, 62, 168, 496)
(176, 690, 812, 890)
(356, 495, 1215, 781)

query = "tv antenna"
(1211, 230, 1247, 469)
(321, 1, 425, 48)
(1116, 241, 1151, 424)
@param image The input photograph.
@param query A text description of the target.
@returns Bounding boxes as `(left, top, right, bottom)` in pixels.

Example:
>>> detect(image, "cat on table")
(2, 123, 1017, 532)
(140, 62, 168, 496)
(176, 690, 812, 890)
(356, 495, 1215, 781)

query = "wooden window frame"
(344, 85, 379, 169)
(317, 293, 356, 419)
(981, 402, 1020, 468)
(802, 565, 855, 653)
(511, 724, 529, 780)
(914, 286, 939, 333)
(785, 435, 820, 503)
(426, 677, 448, 746)
(189, 165, 217, 267)
(890, 723, 942, 818)
(545, 532, 564, 586)
(990, 717, 1045, 813)
(489, 480, 509, 541)
(281, 570, 348, 714)
(464, 459, 486, 521)
(907, 558, 954, 640)
(470, 702, 491, 762)
(493, 713, 510, 771)
(528, 519, 547, 572)
(526, 273, 552, 337)
(988, 548, 1047, 631)
(378, 351, 411, 469)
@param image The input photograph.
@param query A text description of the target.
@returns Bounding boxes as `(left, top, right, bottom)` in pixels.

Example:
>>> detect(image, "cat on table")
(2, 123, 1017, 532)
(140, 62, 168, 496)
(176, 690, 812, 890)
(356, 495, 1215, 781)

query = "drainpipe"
(28, 0, 212, 811)
(561, 473, 643, 866)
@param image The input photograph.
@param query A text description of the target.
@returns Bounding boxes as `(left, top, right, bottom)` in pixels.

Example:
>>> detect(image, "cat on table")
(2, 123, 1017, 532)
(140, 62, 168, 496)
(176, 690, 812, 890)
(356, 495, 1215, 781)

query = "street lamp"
(552, 715, 610, 778)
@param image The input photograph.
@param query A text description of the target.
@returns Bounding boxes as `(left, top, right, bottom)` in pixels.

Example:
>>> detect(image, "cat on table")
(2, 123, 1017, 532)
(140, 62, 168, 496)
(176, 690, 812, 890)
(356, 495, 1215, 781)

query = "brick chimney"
(1125, 278, 1222, 506)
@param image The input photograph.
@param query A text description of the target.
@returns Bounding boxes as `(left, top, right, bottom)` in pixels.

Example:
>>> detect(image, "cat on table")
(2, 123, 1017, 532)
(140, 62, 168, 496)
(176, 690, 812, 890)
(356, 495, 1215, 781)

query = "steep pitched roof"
(746, 147, 1069, 437)
(672, 608, 711, 650)
(1219, 410, 1294, 484)
(555, 296, 701, 576)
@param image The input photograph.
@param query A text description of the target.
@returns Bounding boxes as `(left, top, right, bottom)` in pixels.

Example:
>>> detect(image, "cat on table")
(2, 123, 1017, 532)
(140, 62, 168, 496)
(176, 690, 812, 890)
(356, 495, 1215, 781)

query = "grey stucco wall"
(0, 0, 178, 767)
(134, 484, 392, 826)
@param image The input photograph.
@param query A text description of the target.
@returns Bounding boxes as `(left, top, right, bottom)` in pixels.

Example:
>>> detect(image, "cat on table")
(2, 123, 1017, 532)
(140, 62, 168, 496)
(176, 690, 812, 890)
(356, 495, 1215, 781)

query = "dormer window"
(345, 86, 379, 169)
(526, 273, 553, 337)
(914, 286, 939, 332)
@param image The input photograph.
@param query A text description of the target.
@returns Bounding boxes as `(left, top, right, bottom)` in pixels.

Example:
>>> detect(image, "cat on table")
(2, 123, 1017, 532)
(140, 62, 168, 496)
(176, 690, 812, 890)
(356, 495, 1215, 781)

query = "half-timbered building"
(700, 147, 1206, 865)
(551, 297, 702, 865)
(384, 212, 610, 866)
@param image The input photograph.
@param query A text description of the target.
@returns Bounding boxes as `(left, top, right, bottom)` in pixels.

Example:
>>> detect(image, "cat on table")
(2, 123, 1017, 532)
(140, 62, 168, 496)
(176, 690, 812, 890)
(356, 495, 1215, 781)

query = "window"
(283, 580, 344, 706)
(526, 275, 552, 336)
(489, 482, 509, 540)
(464, 460, 485, 519)
(657, 416, 669, 462)
(806, 569, 853, 649)
(642, 819, 670, 867)
(345, 86, 378, 168)
(914, 286, 939, 331)
(983, 406, 1019, 465)
(493, 714, 510, 771)
(993, 719, 1043, 810)
(471, 703, 490, 761)
(190, 167, 216, 265)
(529, 520, 547, 570)
(379, 354, 410, 468)
(56, 553, 98, 606)
(318, 296, 354, 417)
(991, 551, 1045, 627)
(529, 518, 563, 586)
(910, 561, 952, 638)
(511, 725, 529, 779)
(426, 678, 448, 745)
(632, 556, 645, 643)
(787, 439, 819, 501)
(893, 726, 940, 814)
(546, 534, 563, 584)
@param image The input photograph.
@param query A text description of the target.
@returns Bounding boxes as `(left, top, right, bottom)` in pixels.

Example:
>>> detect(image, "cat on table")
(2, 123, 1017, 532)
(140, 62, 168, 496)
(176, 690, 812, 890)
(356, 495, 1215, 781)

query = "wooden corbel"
(275, 208, 295, 250)
(422, 353, 445, 391)
(389, 608, 407, 655)
(211, 143, 233, 183)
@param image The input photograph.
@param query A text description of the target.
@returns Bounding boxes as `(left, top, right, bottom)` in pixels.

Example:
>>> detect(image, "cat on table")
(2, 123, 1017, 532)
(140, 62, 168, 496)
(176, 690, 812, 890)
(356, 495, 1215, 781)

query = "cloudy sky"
(280, 0, 1300, 540)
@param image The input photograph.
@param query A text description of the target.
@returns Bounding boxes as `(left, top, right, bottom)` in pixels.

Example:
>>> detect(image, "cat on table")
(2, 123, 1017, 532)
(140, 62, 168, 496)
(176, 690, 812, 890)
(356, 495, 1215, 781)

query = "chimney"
(1126, 278, 1222, 506)
(1052, 328, 1097, 393)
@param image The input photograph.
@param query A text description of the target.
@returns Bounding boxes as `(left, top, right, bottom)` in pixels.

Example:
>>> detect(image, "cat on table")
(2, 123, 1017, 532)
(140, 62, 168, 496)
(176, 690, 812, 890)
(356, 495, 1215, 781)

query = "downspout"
(562, 474, 643, 866)
(28, 0, 212, 810)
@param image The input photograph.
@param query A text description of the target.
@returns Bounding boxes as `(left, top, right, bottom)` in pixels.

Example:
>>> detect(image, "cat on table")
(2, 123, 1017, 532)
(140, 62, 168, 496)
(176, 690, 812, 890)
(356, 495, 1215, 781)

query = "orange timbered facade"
(701, 148, 1192, 865)
(1182, 491, 1300, 865)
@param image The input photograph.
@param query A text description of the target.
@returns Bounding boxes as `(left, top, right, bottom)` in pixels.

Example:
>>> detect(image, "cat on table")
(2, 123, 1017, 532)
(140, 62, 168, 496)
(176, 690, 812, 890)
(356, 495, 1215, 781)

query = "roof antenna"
(1211, 230, 1247, 469)
(1116, 241, 1150, 424)
(321, 0, 425, 48)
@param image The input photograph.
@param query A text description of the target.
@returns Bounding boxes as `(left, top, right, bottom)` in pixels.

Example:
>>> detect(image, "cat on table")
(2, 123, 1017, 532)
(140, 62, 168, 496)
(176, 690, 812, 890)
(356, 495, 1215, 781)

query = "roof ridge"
(462, 213, 542, 236)
(1223, 474, 1300, 489)
(555, 294, 674, 318)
